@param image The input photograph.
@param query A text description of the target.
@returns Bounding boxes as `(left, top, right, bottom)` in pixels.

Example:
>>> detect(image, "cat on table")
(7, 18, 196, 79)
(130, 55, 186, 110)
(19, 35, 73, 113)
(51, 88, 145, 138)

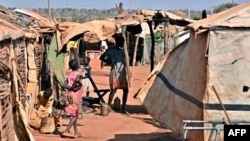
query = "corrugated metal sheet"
(13, 8, 50, 22)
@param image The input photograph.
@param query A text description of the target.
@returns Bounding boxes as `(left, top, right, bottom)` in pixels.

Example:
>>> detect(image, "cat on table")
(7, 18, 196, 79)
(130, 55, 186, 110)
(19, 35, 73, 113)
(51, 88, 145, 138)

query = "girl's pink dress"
(65, 71, 83, 116)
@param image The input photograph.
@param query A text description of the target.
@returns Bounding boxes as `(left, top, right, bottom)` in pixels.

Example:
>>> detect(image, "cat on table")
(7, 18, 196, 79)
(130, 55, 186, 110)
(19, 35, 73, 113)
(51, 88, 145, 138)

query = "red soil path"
(32, 64, 182, 141)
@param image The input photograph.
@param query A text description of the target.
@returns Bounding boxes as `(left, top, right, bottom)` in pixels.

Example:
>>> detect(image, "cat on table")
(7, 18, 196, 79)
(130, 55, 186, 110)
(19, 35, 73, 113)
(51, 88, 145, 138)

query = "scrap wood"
(212, 85, 232, 125)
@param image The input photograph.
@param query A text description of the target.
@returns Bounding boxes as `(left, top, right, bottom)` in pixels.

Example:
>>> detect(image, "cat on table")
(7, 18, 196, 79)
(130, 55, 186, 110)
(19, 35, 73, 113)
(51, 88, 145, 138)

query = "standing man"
(99, 33, 129, 114)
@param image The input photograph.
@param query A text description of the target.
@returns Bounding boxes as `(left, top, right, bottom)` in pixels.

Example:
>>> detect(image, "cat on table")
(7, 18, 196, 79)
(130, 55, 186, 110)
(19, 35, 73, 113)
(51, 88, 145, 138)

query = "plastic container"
(101, 103, 109, 116)
(39, 117, 56, 134)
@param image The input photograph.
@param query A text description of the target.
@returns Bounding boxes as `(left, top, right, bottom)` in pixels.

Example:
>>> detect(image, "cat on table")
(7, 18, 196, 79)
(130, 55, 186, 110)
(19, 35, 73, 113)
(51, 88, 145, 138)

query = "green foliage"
(35, 8, 120, 23)
(213, 3, 238, 13)
(154, 31, 164, 40)
(60, 17, 67, 22)
(145, 31, 164, 40)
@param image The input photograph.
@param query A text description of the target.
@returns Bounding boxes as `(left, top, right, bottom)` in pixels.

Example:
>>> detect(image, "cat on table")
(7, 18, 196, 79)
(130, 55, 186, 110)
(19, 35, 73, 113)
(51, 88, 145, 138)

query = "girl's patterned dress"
(65, 71, 83, 116)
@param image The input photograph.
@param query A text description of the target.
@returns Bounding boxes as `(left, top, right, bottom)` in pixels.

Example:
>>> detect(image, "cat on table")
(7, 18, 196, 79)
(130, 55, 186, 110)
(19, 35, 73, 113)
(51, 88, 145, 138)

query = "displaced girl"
(61, 59, 83, 138)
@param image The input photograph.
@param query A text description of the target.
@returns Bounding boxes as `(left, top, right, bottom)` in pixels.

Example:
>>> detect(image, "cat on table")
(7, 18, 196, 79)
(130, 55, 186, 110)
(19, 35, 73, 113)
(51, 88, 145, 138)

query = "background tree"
(213, 3, 238, 13)
(6, 2, 239, 23)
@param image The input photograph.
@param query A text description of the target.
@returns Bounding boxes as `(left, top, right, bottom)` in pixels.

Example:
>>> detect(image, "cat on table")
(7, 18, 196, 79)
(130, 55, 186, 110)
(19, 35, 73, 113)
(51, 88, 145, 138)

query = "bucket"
(39, 117, 56, 134)
(101, 103, 109, 116)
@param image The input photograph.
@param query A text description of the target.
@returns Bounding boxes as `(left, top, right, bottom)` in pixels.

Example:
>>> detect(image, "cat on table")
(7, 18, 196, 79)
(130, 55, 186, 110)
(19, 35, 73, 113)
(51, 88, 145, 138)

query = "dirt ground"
(32, 64, 183, 141)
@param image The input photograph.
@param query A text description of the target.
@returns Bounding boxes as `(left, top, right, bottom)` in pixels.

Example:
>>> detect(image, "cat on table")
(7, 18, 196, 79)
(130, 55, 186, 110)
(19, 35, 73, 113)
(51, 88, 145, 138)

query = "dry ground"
(32, 64, 183, 141)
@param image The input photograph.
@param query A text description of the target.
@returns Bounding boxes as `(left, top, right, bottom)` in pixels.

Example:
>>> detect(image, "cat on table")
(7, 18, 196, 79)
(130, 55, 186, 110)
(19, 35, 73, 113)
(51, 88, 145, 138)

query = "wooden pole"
(129, 0, 131, 11)
(48, 0, 52, 22)
(122, 26, 131, 87)
(147, 21, 155, 72)
(116, 2, 123, 14)
(131, 35, 140, 80)
(163, 20, 169, 54)
(212, 85, 232, 124)
(126, 32, 130, 64)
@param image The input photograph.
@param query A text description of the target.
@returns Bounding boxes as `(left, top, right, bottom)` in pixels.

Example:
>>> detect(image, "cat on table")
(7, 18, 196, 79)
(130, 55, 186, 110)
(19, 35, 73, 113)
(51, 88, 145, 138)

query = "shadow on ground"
(107, 132, 183, 141)
(126, 104, 148, 114)
(124, 105, 167, 130)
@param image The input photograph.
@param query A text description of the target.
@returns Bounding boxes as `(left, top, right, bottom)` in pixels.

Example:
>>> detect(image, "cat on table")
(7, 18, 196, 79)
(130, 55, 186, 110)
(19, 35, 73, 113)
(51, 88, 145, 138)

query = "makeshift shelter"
(135, 2, 250, 141)
(7, 6, 196, 139)
(58, 16, 143, 78)
(0, 16, 36, 141)
(0, 6, 59, 140)
(59, 9, 194, 71)
(137, 9, 193, 64)
(13, 7, 72, 129)
(0, 19, 22, 141)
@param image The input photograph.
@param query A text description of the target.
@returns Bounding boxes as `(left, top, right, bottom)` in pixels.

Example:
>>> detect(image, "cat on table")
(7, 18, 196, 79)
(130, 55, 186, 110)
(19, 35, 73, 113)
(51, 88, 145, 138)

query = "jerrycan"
(39, 116, 56, 134)
(113, 97, 121, 111)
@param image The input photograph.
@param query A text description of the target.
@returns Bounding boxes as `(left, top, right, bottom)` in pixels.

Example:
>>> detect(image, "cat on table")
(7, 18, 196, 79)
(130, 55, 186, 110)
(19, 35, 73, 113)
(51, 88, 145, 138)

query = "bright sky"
(1, 0, 249, 10)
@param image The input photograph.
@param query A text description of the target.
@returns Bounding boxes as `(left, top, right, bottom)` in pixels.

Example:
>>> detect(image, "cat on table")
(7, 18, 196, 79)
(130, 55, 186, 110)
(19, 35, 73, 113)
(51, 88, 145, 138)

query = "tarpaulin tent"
(60, 20, 119, 49)
(135, 2, 250, 141)
(47, 33, 66, 85)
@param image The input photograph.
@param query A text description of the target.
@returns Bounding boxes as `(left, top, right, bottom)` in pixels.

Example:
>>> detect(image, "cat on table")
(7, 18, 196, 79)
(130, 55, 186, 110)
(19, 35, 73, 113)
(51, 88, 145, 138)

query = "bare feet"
(74, 132, 82, 137)
(61, 131, 75, 138)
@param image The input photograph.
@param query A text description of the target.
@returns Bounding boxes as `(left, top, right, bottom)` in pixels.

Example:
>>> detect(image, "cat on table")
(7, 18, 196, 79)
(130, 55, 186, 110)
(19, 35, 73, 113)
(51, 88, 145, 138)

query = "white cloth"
(101, 40, 108, 50)
(82, 78, 94, 92)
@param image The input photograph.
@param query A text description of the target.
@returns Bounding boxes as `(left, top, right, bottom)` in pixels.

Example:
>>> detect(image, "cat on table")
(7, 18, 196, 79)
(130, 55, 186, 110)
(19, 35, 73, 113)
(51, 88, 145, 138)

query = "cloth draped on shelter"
(47, 33, 66, 85)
